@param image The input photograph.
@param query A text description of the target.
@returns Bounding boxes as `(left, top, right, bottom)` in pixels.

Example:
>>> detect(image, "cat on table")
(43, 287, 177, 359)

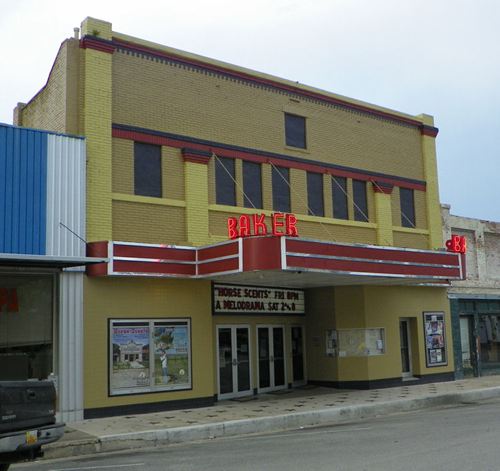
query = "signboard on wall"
(213, 283, 305, 315)
(423, 311, 447, 367)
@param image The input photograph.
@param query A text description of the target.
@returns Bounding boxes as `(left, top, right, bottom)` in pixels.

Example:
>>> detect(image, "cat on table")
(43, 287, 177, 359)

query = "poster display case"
(423, 312, 447, 367)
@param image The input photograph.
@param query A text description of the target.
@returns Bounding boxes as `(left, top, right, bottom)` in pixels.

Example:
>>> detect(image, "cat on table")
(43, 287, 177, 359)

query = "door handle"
(270, 356, 274, 362)
(232, 358, 238, 366)
(27, 389, 36, 400)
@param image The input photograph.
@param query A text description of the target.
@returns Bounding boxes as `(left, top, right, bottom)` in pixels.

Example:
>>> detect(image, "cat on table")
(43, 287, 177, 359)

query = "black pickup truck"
(0, 381, 64, 470)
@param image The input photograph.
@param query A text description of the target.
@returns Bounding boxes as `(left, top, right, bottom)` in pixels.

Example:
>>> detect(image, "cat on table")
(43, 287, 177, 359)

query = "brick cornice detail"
(182, 147, 211, 164)
(80, 36, 115, 54)
(421, 125, 439, 137)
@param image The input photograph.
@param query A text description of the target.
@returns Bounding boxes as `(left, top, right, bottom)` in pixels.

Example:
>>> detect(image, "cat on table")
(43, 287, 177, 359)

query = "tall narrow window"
(307, 172, 324, 216)
(134, 142, 162, 197)
(284, 113, 306, 149)
(243, 161, 262, 209)
(272, 166, 291, 213)
(332, 176, 348, 220)
(353, 180, 368, 222)
(215, 157, 236, 206)
(400, 188, 416, 227)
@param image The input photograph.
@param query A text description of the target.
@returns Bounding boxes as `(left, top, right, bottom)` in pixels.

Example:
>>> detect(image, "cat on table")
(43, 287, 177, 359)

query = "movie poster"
(110, 323, 150, 393)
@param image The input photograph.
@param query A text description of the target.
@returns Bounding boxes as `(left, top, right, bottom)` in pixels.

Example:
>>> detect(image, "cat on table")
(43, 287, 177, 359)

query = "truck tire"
(0, 464, 10, 471)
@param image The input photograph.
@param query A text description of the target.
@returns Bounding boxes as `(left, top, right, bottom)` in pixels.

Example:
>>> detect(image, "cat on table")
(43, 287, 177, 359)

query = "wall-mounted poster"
(109, 319, 191, 396)
(423, 312, 447, 367)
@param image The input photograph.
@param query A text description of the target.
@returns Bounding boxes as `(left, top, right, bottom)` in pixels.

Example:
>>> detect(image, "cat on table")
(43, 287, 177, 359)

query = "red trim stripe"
(286, 255, 461, 278)
(198, 242, 239, 262)
(286, 239, 460, 267)
(197, 258, 239, 275)
(112, 128, 426, 191)
(113, 260, 196, 275)
(113, 243, 196, 262)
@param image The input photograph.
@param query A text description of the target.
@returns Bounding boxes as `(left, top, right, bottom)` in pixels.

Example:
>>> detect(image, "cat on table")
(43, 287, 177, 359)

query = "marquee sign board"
(213, 283, 305, 315)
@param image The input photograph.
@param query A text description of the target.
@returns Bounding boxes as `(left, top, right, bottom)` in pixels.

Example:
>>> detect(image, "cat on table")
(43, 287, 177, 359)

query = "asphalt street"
(13, 397, 500, 471)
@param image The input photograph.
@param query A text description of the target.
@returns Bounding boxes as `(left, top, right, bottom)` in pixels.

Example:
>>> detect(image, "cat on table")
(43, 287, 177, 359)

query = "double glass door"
(217, 326, 251, 399)
(257, 326, 286, 392)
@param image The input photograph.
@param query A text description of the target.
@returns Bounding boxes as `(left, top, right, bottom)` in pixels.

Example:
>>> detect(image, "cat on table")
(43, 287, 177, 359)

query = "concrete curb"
(43, 386, 500, 460)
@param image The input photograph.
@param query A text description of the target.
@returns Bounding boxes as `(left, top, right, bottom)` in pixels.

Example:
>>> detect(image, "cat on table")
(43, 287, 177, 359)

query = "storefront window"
(109, 319, 191, 396)
(479, 315, 500, 368)
(0, 274, 54, 380)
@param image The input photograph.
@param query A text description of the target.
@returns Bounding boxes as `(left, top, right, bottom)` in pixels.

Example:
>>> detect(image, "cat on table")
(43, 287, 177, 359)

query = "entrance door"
(217, 326, 252, 399)
(460, 316, 477, 377)
(399, 319, 412, 378)
(291, 326, 306, 386)
(257, 326, 286, 392)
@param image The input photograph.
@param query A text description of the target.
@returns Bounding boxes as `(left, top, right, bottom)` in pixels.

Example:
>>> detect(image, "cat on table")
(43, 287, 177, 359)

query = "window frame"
(272, 166, 291, 213)
(332, 176, 349, 220)
(399, 188, 416, 228)
(307, 172, 324, 217)
(134, 142, 162, 198)
(215, 157, 236, 206)
(284, 113, 307, 149)
(353, 179, 369, 222)
(243, 160, 263, 209)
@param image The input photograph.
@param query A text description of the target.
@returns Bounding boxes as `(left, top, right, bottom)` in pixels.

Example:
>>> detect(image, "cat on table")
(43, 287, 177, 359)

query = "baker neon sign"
(445, 234, 467, 254)
(227, 213, 298, 239)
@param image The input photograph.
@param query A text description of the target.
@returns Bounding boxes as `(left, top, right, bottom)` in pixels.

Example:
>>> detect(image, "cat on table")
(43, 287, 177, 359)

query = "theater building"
(15, 17, 464, 418)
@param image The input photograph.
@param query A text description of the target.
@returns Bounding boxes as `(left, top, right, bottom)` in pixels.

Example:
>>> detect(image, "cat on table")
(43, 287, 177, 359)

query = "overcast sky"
(1, 0, 499, 221)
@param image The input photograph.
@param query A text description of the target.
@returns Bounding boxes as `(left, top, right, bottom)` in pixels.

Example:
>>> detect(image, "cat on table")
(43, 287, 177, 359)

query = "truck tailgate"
(0, 381, 56, 434)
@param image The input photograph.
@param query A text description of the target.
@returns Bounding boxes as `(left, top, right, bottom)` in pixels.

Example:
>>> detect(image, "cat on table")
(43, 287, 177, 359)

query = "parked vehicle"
(0, 381, 64, 470)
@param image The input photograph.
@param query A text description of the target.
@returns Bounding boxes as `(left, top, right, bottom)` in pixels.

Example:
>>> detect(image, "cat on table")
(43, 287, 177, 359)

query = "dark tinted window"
(332, 176, 348, 220)
(272, 166, 291, 213)
(353, 180, 368, 222)
(307, 172, 324, 216)
(243, 161, 262, 209)
(284, 114, 306, 149)
(400, 188, 416, 227)
(215, 157, 236, 206)
(134, 142, 162, 197)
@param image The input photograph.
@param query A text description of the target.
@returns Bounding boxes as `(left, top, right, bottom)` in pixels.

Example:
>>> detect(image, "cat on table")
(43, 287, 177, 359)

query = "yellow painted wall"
(304, 288, 337, 382)
(111, 50, 423, 181)
(112, 200, 186, 244)
(303, 286, 453, 383)
(84, 277, 214, 409)
(20, 38, 80, 134)
(393, 231, 430, 250)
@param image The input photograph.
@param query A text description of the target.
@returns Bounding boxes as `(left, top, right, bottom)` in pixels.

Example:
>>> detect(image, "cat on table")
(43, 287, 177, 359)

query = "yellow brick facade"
(16, 17, 456, 416)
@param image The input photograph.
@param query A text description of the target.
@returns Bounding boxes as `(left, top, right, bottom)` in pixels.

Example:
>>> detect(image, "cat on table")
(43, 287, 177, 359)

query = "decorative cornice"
(113, 123, 427, 191)
(182, 147, 211, 164)
(80, 35, 115, 54)
(421, 125, 439, 137)
(372, 180, 394, 194)
(110, 37, 430, 131)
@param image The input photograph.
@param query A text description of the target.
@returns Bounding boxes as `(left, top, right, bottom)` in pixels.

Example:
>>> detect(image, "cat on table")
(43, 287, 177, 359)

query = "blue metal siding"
(0, 125, 47, 254)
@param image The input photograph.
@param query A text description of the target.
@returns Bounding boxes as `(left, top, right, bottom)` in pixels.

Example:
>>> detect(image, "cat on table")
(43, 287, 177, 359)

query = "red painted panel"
(113, 244, 196, 261)
(243, 237, 282, 271)
(286, 239, 460, 267)
(86, 241, 108, 277)
(197, 258, 239, 275)
(286, 255, 461, 278)
(113, 260, 196, 276)
(198, 242, 239, 261)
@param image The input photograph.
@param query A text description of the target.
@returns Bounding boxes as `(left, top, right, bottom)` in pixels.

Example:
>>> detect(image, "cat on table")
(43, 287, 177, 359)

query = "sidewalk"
(45, 376, 500, 460)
